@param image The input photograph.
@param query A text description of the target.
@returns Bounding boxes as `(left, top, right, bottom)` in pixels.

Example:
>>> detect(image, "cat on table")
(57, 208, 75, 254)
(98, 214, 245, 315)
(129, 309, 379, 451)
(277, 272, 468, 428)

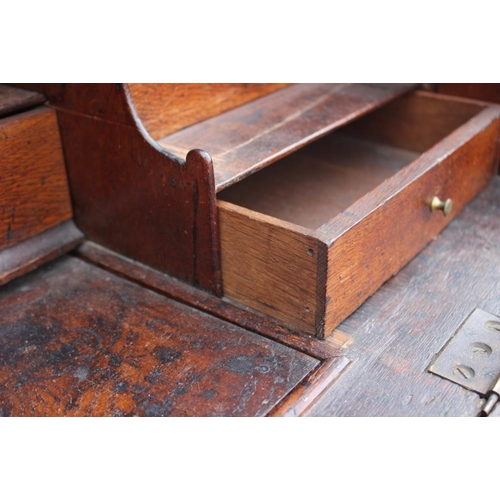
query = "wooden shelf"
(159, 83, 418, 191)
(0, 85, 45, 117)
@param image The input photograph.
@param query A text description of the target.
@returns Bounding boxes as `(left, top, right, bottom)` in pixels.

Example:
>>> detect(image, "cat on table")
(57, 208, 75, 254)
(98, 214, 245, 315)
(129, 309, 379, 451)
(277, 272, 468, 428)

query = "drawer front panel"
(0, 108, 72, 252)
(323, 113, 500, 337)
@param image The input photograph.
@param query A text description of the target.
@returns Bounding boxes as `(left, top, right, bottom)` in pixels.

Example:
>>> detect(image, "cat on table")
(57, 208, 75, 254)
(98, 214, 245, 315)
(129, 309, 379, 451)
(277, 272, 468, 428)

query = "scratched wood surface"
(159, 83, 417, 191)
(0, 257, 319, 417)
(0, 107, 73, 252)
(306, 176, 500, 417)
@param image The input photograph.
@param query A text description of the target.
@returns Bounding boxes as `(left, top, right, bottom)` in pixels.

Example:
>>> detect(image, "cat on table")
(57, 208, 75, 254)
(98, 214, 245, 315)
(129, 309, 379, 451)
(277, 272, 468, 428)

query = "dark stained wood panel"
(306, 177, 500, 417)
(0, 257, 319, 417)
(437, 84, 500, 104)
(0, 85, 45, 117)
(159, 83, 418, 191)
(128, 83, 290, 140)
(15, 84, 222, 294)
(0, 107, 73, 251)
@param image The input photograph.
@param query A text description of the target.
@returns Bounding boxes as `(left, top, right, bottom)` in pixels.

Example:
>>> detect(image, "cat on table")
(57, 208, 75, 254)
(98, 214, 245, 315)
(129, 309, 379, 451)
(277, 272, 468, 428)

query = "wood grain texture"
(218, 201, 323, 335)
(0, 107, 73, 251)
(129, 83, 290, 140)
(307, 177, 500, 417)
(0, 256, 319, 417)
(0, 221, 84, 286)
(159, 83, 418, 191)
(21, 84, 222, 294)
(0, 85, 45, 117)
(321, 105, 500, 337)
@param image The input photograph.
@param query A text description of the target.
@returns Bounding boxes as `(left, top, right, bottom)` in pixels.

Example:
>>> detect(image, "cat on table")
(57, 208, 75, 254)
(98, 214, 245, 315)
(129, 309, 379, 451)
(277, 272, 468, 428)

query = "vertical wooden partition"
(14, 84, 222, 294)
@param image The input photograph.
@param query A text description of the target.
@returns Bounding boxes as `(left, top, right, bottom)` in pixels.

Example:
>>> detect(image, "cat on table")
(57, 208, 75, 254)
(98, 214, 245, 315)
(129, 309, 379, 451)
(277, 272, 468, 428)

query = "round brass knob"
(430, 196, 453, 217)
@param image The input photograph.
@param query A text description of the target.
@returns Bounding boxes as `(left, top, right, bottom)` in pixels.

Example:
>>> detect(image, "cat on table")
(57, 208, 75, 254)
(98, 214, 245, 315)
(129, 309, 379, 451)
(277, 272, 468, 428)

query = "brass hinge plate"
(428, 309, 500, 395)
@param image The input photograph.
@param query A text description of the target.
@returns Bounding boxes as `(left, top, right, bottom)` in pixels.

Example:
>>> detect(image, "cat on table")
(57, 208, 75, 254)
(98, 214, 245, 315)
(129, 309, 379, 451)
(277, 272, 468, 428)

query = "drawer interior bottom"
(218, 133, 420, 229)
(217, 91, 485, 230)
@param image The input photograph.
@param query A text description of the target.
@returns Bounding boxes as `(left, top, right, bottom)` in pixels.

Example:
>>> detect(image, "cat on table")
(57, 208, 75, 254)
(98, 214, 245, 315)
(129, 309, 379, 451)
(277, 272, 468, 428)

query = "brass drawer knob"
(430, 196, 453, 217)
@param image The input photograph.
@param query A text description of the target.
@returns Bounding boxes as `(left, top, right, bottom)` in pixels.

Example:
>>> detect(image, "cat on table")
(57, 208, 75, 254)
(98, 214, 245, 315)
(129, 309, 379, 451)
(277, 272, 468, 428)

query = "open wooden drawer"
(217, 91, 500, 338)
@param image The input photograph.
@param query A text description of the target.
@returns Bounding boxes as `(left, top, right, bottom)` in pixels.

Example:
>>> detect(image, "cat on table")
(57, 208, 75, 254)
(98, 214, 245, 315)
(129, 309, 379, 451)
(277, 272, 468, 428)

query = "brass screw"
(431, 196, 453, 217)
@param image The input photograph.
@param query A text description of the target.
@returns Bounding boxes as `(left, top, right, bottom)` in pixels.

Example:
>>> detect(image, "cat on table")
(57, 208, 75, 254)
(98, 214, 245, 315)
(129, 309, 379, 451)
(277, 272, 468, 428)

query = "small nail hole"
(304, 306, 310, 313)
(307, 249, 314, 257)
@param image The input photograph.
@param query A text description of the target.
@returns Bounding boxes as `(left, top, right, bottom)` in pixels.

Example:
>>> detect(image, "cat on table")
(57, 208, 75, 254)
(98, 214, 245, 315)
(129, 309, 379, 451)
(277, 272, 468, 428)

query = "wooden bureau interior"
(2, 83, 500, 416)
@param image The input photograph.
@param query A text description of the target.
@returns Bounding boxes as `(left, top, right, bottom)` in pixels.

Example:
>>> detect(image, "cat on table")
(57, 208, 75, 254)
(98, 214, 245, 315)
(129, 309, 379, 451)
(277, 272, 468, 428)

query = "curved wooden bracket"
(15, 84, 221, 294)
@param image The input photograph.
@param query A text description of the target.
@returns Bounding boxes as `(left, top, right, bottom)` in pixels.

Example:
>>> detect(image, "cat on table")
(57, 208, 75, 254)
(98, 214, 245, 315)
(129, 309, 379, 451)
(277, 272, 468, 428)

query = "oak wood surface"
(218, 201, 322, 335)
(128, 83, 290, 140)
(0, 256, 320, 417)
(0, 107, 73, 252)
(159, 83, 418, 191)
(76, 241, 340, 361)
(12, 84, 138, 126)
(307, 176, 500, 417)
(0, 85, 45, 117)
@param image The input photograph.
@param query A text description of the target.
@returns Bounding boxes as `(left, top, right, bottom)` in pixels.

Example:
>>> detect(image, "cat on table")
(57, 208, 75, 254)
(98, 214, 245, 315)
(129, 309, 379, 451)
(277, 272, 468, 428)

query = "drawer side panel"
(219, 202, 321, 334)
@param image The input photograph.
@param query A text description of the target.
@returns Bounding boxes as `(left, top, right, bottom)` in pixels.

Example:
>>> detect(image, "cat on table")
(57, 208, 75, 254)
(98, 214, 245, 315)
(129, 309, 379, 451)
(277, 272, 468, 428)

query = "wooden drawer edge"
(322, 115, 500, 337)
(218, 200, 325, 335)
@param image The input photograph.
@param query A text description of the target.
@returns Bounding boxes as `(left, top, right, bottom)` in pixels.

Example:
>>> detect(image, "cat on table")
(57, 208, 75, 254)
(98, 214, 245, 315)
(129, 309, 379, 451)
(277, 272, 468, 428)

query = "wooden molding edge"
(0, 220, 84, 286)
